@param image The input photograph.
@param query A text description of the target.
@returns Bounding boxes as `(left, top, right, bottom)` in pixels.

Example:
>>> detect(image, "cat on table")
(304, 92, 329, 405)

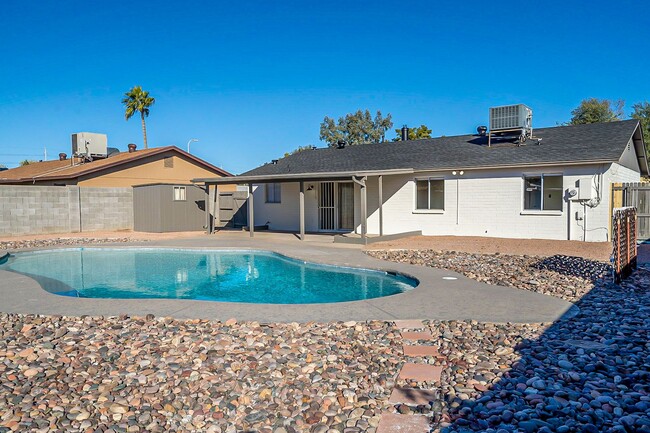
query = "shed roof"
(0, 146, 232, 183)
(234, 120, 647, 178)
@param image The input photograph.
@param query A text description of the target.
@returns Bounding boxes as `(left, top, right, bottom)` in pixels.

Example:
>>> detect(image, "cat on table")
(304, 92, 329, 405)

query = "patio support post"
(299, 181, 305, 241)
(213, 184, 219, 233)
(248, 183, 254, 237)
(378, 175, 383, 236)
(205, 183, 211, 235)
(353, 176, 368, 241)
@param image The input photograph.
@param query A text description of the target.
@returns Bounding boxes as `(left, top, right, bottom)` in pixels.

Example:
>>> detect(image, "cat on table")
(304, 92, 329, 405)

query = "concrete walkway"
(0, 232, 576, 323)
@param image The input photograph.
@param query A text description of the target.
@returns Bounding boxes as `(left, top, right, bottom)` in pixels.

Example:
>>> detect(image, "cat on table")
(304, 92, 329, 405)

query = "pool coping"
(0, 237, 577, 323)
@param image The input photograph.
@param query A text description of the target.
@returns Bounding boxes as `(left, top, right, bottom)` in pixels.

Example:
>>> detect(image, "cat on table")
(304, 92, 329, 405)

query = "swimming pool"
(0, 248, 417, 304)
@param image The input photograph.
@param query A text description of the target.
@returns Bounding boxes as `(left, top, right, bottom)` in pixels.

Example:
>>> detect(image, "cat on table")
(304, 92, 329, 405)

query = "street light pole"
(187, 138, 199, 153)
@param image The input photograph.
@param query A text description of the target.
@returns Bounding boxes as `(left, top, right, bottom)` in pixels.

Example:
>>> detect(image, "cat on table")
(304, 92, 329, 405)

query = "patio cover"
(192, 168, 415, 240)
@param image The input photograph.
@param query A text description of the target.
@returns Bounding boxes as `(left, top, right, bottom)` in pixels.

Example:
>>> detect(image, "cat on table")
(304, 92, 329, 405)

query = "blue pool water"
(0, 248, 417, 304)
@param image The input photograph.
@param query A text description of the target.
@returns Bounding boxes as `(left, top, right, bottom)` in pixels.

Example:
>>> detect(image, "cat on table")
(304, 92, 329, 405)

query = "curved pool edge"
(0, 240, 577, 324)
(0, 247, 420, 304)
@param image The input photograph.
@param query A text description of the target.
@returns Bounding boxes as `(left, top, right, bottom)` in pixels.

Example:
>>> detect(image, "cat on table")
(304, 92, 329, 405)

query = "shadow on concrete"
(440, 268, 650, 432)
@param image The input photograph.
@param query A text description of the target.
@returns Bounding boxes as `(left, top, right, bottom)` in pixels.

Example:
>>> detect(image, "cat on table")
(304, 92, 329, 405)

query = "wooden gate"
(611, 182, 650, 241)
(612, 207, 637, 283)
(217, 191, 248, 228)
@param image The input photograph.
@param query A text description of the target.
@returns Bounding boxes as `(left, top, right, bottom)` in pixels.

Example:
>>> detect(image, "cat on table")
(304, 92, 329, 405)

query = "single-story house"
(194, 120, 647, 242)
(0, 145, 232, 188)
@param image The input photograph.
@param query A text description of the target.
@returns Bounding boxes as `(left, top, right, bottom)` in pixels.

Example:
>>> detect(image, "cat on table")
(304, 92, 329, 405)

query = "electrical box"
(72, 132, 108, 158)
(577, 178, 594, 200)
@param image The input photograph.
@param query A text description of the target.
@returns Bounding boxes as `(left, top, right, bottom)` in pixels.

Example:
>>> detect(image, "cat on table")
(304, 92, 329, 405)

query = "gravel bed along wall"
(0, 238, 145, 251)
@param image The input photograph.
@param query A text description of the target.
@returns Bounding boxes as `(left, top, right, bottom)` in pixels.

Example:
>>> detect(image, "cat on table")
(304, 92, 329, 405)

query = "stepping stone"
(389, 387, 437, 405)
(394, 320, 425, 330)
(403, 345, 439, 357)
(401, 331, 434, 341)
(398, 363, 442, 382)
(377, 413, 430, 433)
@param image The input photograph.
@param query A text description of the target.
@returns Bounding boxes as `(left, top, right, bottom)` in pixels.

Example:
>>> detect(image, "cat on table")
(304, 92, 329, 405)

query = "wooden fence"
(611, 182, 650, 241)
(612, 206, 637, 283)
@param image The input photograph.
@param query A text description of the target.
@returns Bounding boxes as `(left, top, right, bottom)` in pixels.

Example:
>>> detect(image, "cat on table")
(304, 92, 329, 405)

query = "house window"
(415, 178, 444, 210)
(523, 175, 563, 211)
(173, 186, 186, 201)
(265, 183, 281, 203)
(164, 157, 174, 168)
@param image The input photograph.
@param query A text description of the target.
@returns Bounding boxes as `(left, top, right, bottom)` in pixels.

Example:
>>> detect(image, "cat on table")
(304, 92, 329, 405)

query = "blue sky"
(0, 1, 648, 173)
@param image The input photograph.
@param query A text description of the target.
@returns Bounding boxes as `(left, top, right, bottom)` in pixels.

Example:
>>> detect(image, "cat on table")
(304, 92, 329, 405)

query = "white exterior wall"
(249, 162, 641, 242)
(251, 183, 319, 232)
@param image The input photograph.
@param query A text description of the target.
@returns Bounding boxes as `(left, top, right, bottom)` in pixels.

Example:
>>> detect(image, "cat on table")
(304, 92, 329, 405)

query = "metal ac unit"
(72, 132, 108, 158)
(489, 104, 533, 131)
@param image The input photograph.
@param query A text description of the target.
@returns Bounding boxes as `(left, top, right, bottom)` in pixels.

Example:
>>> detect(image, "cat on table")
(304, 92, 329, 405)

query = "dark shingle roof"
(241, 120, 643, 176)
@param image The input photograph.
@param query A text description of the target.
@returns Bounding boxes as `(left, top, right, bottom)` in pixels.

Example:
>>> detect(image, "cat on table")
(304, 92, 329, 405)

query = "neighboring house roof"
(0, 146, 232, 184)
(236, 120, 648, 178)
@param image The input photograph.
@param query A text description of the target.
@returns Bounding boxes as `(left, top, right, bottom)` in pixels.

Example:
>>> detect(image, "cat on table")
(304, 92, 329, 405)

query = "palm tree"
(122, 86, 155, 149)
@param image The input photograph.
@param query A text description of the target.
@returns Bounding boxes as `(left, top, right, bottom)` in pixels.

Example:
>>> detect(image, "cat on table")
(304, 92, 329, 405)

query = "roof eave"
(192, 169, 416, 184)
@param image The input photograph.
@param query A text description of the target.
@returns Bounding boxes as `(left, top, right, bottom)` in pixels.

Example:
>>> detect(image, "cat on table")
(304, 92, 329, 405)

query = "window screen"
(173, 186, 186, 201)
(265, 183, 281, 203)
(415, 179, 444, 210)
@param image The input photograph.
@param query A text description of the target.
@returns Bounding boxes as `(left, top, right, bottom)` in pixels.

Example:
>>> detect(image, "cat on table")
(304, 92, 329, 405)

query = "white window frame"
(521, 173, 563, 214)
(173, 186, 186, 201)
(413, 177, 445, 213)
(265, 183, 281, 204)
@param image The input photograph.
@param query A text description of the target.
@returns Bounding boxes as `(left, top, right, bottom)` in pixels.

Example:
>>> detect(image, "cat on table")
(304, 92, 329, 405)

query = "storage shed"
(133, 183, 207, 232)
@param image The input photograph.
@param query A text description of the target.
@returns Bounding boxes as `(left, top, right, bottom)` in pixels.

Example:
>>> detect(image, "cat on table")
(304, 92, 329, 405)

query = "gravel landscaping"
(0, 238, 146, 251)
(0, 246, 648, 432)
(0, 317, 400, 433)
(366, 250, 608, 303)
(371, 250, 650, 432)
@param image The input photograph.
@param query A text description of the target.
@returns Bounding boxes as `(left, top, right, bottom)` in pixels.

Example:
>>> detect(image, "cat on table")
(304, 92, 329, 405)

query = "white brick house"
(195, 120, 647, 242)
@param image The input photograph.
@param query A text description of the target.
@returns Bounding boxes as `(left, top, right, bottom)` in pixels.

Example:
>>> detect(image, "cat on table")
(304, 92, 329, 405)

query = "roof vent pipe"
(336, 140, 346, 149)
(58, 153, 67, 161)
(401, 125, 409, 141)
(128, 143, 137, 153)
(477, 126, 488, 136)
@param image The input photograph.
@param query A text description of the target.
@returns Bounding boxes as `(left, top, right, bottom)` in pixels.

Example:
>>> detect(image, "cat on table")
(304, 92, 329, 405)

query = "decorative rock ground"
(0, 317, 401, 432)
(0, 247, 648, 433)
(370, 250, 650, 432)
(0, 238, 144, 251)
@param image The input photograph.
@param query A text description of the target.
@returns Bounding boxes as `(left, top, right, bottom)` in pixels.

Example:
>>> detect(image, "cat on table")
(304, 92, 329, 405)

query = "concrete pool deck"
(0, 232, 577, 323)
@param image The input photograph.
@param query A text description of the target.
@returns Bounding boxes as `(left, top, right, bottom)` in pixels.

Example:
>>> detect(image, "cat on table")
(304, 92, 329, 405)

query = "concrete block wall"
(0, 185, 133, 236)
(79, 188, 133, 231)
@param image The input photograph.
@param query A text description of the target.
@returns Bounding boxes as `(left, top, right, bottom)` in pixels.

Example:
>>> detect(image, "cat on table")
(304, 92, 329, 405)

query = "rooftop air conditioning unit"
(489, 104, 532, 131)
(72, 132, 108, 158)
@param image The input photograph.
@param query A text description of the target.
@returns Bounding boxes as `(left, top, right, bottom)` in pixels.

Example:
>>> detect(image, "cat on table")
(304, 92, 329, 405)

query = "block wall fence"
(0, 185, 133, 236)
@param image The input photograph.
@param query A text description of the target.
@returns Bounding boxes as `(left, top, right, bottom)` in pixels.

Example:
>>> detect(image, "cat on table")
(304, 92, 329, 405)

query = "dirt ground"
(366, 235, 612, 262)
(0, 230, 614, 262)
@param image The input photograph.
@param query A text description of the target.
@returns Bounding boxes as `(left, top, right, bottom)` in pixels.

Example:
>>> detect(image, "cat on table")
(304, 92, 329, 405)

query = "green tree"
(569, 98, 624, 125)
(319, 109, 393, 146)
(393, 124, 432, 141)
(122, 86, 155, 149)
(631, 101, 650, 144)
(19, 159, 37, 166)
(284, 145, 316, 158)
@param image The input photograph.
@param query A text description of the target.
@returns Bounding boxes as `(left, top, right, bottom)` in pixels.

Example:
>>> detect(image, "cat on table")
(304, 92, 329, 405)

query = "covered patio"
(193, 169, 415, 242)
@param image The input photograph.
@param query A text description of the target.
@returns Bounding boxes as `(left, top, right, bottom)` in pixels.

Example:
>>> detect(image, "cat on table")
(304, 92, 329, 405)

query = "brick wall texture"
(0, 186, 133, 235)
